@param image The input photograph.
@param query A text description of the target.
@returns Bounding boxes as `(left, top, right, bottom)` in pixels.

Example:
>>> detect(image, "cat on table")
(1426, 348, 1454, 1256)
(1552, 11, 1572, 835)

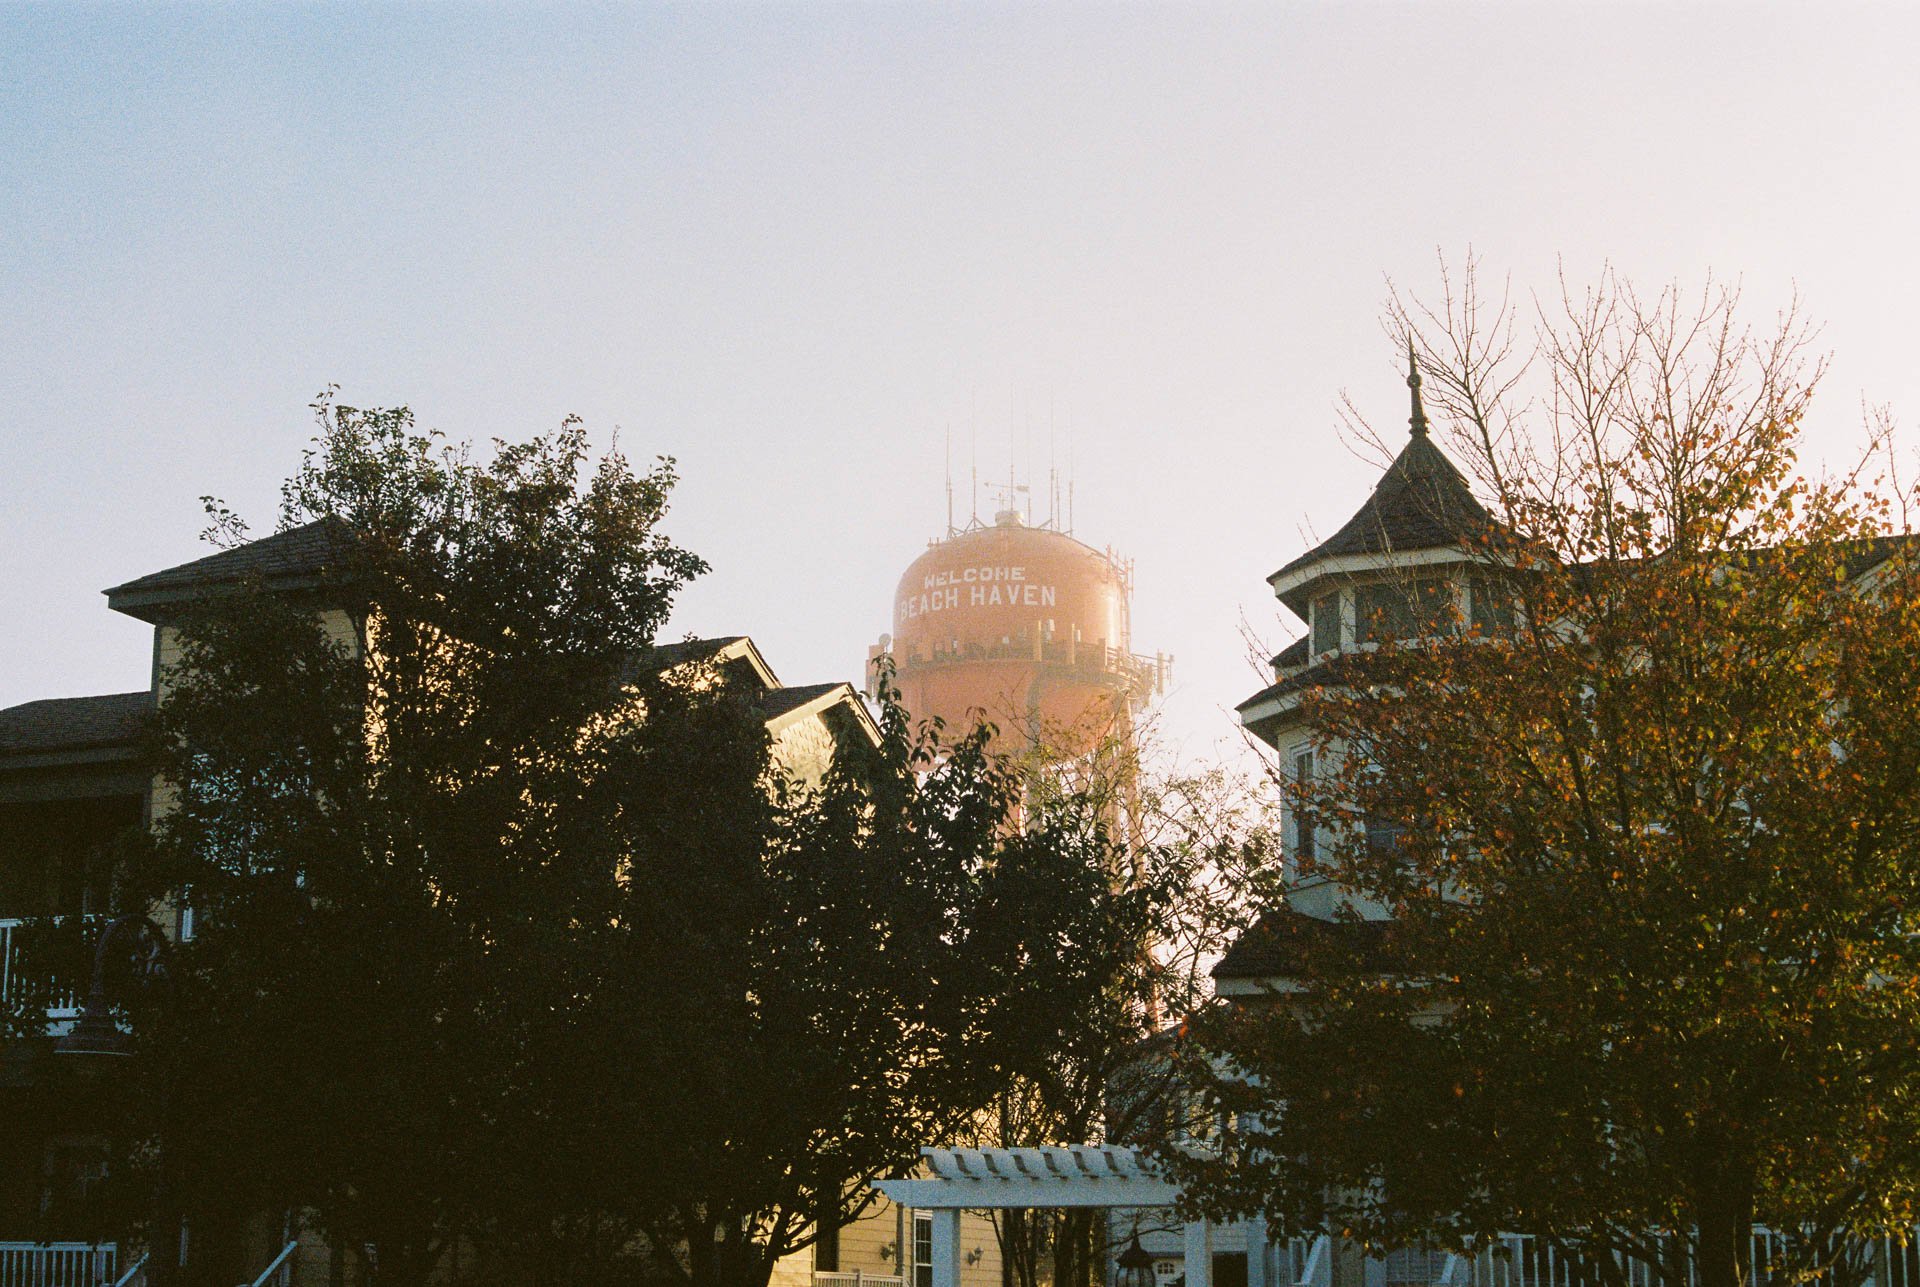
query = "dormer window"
(1356, 575, 1455, 645)
(1310, 591, 1343, 655)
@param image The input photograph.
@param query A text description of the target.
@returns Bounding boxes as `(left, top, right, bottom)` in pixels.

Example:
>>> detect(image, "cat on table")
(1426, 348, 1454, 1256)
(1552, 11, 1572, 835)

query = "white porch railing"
(814, 1273, 904, 1287)
(1464, 1233, 1694, 1287)
(0, 917, 96, 1018)
(0, 1243, 118, 1287)
(1384, 1249, 1447, 1287)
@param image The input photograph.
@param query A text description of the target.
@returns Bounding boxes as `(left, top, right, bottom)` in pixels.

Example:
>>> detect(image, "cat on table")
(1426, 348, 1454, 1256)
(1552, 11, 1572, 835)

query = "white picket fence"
(1466, 1231, 1908, 1287)
(1277, 1231, 1920, 1287)
(0, 1243, 118, 1287)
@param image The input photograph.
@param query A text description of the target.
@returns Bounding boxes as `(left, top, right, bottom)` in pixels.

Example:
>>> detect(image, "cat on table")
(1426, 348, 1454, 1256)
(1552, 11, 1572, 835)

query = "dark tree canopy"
(127, 398, 1132, 1287)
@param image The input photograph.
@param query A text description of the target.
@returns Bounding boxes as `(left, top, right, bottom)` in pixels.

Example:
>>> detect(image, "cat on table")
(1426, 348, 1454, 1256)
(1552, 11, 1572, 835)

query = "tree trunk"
(1053, 1210, 1100, 1287)
(998, 1214, 1044, 1287)
(993, 1209, 1046, 1287)
(1690, 1163, 1754, 1287)
(687, 1220, 777, 1287)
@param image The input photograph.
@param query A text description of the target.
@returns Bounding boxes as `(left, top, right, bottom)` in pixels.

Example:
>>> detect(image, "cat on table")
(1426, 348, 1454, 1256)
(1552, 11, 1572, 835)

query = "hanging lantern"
(1116, 1233, 1156, 1287)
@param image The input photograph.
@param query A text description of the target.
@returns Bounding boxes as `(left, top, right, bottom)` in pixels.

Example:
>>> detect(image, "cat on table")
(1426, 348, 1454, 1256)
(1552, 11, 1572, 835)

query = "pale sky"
(6, 2, 1919, 761)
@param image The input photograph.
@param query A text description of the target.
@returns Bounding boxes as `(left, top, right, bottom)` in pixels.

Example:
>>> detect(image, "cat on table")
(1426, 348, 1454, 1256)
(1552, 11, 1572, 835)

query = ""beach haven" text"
(899, 566, 1058, 619)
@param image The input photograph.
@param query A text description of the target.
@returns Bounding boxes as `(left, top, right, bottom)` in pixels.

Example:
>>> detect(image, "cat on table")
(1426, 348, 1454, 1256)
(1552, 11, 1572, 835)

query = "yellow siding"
(770, 1198, 1010, 1287)
(769, 1246, 815, 1287)
(771, 714, 839, 786)
(960, 1211, 1003, 1287)
(147, 623, 185, 825)
(839, 1197, 901, 1271)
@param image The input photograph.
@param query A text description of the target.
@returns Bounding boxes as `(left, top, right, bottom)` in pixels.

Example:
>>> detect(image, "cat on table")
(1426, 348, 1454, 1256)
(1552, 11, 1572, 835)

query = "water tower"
(868, 485, 1169, 758)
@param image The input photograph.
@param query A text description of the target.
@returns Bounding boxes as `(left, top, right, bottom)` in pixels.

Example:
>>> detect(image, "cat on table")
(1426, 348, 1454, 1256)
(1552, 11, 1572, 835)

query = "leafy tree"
(133, 398, 1124, 1287)
(1165, 268, 1920, 1287)
(533, 669, 1135, 1287)
(141, 398, 706, 1287)
(975, 724, 1284, 1287)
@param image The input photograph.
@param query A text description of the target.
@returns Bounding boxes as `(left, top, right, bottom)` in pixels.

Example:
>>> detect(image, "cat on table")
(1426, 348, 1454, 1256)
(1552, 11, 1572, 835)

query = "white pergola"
(873, 1147, 1272, 1287)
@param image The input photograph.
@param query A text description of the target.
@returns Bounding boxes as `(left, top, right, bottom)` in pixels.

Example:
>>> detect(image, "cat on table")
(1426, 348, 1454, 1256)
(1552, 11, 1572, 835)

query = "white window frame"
(1290, 747, 1316, 871)
(913, 1212, 934, 1287)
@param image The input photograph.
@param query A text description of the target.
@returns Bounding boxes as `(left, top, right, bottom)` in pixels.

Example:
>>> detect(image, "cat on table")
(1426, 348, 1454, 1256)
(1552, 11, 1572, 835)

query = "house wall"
(1128, 1214, 1251, 1281)
(1266, 719, 1401, 924)
(771, 715, 840, 786)
(0, 709, 156, 1243)
(770, 1200, 1004, 1287)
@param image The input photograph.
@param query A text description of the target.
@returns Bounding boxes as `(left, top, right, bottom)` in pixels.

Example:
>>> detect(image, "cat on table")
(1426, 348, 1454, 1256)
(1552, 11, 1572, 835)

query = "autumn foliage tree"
(1166, 267, 1920, 1287)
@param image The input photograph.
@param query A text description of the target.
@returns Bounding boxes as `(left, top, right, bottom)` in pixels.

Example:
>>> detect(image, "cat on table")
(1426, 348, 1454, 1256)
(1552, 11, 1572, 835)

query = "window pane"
(1356, 577, 1453, 644)
(1470, 575, 1516, 635)
(1365, 812, 1406, 858)
(1311, 591, 1342, 654)
(1292, 750, 1316, 863)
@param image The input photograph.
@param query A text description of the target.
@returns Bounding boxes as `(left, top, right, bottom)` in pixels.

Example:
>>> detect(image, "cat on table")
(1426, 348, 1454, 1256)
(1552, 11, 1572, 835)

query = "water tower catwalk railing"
(889, 636, 1171, 694)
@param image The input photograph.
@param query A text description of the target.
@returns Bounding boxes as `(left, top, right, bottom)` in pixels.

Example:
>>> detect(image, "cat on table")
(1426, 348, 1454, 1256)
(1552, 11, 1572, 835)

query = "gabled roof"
(106, 517, 354, 622)
(0, 692, 152, 759)
(629, 635, 752, 675)
(762, 682, 882, 748)
(760, 682, 850, 721)
(623, 636, 778, 690)
(624, 641, 880, 747)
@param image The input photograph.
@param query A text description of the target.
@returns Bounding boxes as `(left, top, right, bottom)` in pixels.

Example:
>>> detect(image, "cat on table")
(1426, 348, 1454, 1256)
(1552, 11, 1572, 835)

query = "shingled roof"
(1212, 905, 1394, 983)
(0, 692, 152, 758)
(106, 517, 354, 621)
(1269, 358, 1503, 597)
(1236, 647, 1383, 719)
(760, 682, 851, 721)
(1269, 637, 1310, 671)
(631, 636, 750, 673)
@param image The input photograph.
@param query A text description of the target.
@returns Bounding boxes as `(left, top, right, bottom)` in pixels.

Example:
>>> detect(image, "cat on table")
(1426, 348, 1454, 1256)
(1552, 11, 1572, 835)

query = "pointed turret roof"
(1268, 351, 1499, 599)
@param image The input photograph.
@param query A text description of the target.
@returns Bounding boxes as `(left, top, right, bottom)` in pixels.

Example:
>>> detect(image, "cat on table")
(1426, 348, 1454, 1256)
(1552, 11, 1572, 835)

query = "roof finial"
(1407, 340, 1430, 438)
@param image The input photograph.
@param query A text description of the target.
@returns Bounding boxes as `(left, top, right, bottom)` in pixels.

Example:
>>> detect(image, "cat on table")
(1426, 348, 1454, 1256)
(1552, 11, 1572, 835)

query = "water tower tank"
(869, 508, 1168, 757)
